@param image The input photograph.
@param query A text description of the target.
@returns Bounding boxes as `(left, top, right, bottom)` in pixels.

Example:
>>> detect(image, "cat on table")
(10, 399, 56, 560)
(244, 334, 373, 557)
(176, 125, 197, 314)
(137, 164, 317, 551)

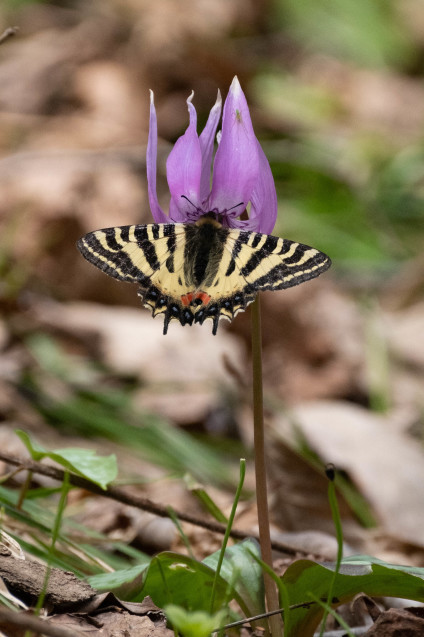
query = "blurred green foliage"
(272, 0, 414, 69)
(250, 0, 424, 274)
(2, 0, 42, 9)
(0, 483, 150, 574)
(22, 334, 236, 486)
(252, 74, 424, 273)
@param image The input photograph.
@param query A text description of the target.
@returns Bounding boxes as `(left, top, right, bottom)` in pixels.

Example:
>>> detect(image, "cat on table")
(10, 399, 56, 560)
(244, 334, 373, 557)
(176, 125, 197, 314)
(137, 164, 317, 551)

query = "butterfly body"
(77, 216, 331, 334)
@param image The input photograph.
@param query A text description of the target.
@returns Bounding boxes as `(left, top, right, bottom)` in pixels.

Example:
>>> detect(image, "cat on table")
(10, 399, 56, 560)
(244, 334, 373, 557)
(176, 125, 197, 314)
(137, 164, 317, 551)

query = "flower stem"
(251, 295, 284, 637)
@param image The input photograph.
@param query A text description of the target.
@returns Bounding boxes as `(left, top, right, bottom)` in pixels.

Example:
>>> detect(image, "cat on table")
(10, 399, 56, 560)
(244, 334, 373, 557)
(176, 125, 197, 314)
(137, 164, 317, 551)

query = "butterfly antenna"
(227, 201, 244, 212)
(180, 195, 198, 210)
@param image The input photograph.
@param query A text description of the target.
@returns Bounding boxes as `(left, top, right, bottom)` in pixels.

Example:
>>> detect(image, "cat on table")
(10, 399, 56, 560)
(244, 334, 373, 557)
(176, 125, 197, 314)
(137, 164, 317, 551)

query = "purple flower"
(147, 76, 277, 234)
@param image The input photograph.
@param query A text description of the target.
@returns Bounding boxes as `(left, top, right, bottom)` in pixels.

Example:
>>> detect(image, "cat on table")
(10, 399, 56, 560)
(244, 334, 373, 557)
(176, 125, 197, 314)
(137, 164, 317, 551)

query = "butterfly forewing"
(77, 220, 331, 334)
(228, 230, 331, 293)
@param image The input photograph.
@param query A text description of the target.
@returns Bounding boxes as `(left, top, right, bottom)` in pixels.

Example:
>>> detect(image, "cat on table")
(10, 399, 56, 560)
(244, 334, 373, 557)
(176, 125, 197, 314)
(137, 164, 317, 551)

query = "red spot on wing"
(181, 291, 211, 306)
(194, 291, 211, 305)
(181, 293, 193, 306)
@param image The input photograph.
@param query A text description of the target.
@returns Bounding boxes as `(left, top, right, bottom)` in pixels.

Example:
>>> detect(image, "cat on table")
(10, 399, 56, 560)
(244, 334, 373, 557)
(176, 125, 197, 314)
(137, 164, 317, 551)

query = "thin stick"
(0, 607, 77, 637)
(251, 295, 283, 636)
(218, 600, 316, 631)
(0, 451, 316, 557)
(0, 27, 19, 46)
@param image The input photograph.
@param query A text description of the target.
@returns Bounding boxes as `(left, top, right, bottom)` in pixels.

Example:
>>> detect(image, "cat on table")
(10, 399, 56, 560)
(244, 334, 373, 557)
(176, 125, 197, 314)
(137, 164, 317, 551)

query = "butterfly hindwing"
(77, 220, 331, 334)
(77, 223, 196, 331)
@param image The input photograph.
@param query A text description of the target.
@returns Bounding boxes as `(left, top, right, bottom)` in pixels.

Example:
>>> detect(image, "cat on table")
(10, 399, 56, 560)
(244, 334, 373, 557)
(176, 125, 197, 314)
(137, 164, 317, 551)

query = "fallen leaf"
(272, 401, 424, 546)
(364, 607, 424, 636)
(33, 300, 245, 385)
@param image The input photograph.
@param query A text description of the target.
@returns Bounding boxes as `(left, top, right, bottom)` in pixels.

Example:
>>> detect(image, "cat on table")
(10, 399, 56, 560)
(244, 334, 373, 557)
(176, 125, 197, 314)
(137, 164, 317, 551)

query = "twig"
(219, 600, 316, 631)
(0, 606, 80, 637)
(0, 27, 19, 46)
(314, 630, 368, 637)
(219, 606, 368, 636)
(0, 451, 315, 557)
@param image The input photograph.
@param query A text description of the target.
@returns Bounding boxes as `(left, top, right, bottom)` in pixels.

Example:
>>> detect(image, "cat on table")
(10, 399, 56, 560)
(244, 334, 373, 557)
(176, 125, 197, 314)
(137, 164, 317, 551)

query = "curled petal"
(199, 90, 222, 203)
(166, 92, 202, 216)
(209, 76, 259, 215)
(248, 140, 278, 233)
(147, 91, 169, 223)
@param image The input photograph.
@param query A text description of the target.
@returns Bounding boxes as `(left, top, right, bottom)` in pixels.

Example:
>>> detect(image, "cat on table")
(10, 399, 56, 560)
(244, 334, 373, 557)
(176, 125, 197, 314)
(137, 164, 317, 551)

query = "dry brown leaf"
(0, 16, 123, 115)
(32, 299, 245, 384)
(75, 498, 176, 553)
(299, 56, 424, 142)
(386, 301, 424, 369)
(272, 401, 424, 546)
(135, 389, 217, 426)
(267, 425, 362, 543)
(234, 283, 365, 402)
(364, 607, 424, 636)
(50, 610, 172, 637)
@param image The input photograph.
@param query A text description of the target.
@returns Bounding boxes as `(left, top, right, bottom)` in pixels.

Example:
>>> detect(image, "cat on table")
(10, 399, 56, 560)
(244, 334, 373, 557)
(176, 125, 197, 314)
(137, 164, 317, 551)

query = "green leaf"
(90, 552, 230, 608)
(16, 430, 117, 490)
(184, 475, 228, 524)
(24, 487, 63, 499)
(164, 605, 227, 637)
(88, 563, 149, 599)
(203, 539, 265, 617)
(135, 552, 231, 611)
(282, 557, 424, 637)
(0, 484, 147, 576)
(88, 525, 261, 615)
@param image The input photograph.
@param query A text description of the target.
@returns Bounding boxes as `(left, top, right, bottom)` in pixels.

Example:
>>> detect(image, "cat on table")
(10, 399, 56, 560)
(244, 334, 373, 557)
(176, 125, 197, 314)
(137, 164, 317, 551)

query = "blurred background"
(0, 0, 423, 566)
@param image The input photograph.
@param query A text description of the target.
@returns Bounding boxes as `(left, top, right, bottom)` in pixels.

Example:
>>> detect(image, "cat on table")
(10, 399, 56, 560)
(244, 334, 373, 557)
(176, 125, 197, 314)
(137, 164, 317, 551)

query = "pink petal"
(209, 77, 259, 213)
(248, 140, 278, 233)
(166, 92, 202, 215)
(169, 197, 191, 222)
(146, 91, 169, 224)
(199, 90, 222, 203)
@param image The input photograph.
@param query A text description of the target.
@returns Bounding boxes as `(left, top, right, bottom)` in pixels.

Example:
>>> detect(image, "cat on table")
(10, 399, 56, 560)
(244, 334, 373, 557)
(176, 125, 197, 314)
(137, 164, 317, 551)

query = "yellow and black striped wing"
(194, 228, 331, 330)
(77, 221, 331, 335)
(77, 224, 196, 331)
(225, 229, 330, 292)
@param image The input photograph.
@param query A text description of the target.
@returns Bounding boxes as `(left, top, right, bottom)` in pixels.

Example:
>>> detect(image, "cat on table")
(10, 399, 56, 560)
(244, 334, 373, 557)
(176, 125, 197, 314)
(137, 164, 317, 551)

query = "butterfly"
(77, 215, 331, 335)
